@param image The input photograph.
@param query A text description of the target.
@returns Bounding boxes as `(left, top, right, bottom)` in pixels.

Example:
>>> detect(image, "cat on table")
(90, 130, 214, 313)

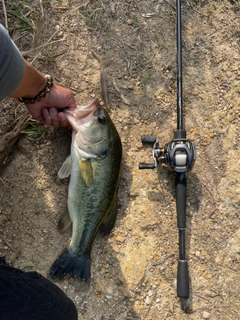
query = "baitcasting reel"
(139, 130, 196, 173)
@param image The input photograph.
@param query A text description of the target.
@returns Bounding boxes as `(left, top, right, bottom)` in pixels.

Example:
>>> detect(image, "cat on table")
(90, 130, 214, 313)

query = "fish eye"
(98, 115, 106, 124)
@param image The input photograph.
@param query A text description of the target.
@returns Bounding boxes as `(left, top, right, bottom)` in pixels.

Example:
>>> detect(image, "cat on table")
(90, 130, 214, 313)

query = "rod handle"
(175, 173, 186, 228)
(177, 260, 189, 298)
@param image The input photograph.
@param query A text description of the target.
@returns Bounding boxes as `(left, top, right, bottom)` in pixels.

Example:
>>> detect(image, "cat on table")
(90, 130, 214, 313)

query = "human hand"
(25, 85, 77, 128)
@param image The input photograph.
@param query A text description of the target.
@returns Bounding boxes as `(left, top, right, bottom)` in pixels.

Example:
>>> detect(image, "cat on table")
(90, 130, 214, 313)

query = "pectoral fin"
(58, 204, 72, 232)
(79, 160, 93, 186)
(58, 155, 72, 179)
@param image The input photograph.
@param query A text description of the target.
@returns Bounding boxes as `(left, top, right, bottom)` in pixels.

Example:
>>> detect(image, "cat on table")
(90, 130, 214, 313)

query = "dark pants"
(0, 259, 78, 320)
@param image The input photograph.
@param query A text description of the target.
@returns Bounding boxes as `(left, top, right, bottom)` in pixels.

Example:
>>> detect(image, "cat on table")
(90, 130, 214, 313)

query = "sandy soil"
(0, 0, 239, 319)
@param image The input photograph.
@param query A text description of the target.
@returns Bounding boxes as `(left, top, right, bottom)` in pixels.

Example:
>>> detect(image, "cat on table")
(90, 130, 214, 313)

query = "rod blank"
(177, 0, 183, 131)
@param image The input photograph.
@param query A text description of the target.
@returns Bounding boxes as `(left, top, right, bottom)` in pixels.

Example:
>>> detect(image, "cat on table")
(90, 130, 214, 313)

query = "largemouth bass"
(50, 99, 122, 281)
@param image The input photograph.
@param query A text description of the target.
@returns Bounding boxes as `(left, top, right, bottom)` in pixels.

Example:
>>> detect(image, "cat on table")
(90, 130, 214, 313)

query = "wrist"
(19, 75, 53, 104)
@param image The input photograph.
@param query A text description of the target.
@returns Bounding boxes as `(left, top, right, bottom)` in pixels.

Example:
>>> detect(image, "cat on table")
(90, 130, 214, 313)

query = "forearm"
(10, 60, 47, 99)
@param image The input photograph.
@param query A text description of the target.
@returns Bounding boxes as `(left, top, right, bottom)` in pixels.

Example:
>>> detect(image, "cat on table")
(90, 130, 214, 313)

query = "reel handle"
(139, 136, 159, 169)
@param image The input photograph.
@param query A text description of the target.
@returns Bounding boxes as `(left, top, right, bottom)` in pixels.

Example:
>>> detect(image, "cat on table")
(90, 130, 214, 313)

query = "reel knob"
(139, 163, 156, 170)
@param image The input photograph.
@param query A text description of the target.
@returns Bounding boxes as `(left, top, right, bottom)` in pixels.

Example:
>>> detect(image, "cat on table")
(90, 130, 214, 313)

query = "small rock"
(133, 118, 139, 125)
(0, 214, 7, 225)
(127, 84, 134, 90)
(226, 71, 232, 77)
(114, 235, 125, 243)
(203, 311, 211, 319)
(145, 295, 151, 305)
(195, 250, 201, 257)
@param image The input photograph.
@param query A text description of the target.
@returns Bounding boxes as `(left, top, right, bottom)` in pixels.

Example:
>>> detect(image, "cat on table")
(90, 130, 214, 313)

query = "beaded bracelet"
(18, 75, 53, 104)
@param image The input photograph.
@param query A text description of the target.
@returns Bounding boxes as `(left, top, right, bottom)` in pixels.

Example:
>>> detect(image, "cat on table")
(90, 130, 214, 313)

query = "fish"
(50, 99, 122, 281)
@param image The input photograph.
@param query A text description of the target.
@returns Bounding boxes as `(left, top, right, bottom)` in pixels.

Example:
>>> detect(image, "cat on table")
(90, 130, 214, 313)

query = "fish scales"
(69, 148, 121, 255)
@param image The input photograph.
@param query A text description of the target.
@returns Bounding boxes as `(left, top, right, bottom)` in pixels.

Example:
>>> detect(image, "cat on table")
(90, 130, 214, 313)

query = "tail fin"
(50, 249, 91, 282)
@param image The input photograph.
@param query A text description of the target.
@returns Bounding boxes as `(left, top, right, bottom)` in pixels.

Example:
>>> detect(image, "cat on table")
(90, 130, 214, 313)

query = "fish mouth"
(65, 99, 99, 131)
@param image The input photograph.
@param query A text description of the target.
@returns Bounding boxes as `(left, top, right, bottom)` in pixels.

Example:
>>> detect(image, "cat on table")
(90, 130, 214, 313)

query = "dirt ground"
(0, 0, 239, 319)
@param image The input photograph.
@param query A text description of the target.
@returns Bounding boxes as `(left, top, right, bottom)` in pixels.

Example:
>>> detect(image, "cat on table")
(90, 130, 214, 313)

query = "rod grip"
(177, 260, 189, 298)
(175, 173, 186, 228)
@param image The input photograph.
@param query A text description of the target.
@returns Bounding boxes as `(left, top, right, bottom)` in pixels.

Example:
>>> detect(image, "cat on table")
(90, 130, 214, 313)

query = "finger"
(50, 108, 60, 128)
(42, 108, 52, 126)
(58, 112, 69, 127)
(25, 105, 43, 122)
(67, 94, 77, 109)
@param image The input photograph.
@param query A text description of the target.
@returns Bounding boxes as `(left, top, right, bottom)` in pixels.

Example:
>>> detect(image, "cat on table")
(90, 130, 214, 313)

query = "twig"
(0, 178, 5, 202)
(39, 0, 44, 17)
(52, 49, 68, 58)
(133, 0, 142, 15)
(66, 2, 90, 15)
(113, 80, 130, 106)
(185, 0, 209, 18)
(30, 29, 59, 62)
(21, 37, 65, 57)
(13, 31, 29, 42)
(165, 0, 176, 11)
(3, 239, 15, 252)
(1, 0, 8, 30)
(100, 0, 105, 9)
(31, 52, 41, 64)
(195, 294, 211, 302)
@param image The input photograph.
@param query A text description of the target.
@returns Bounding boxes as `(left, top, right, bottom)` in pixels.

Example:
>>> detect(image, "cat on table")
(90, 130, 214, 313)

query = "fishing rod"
(139, 0, 196, 299)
